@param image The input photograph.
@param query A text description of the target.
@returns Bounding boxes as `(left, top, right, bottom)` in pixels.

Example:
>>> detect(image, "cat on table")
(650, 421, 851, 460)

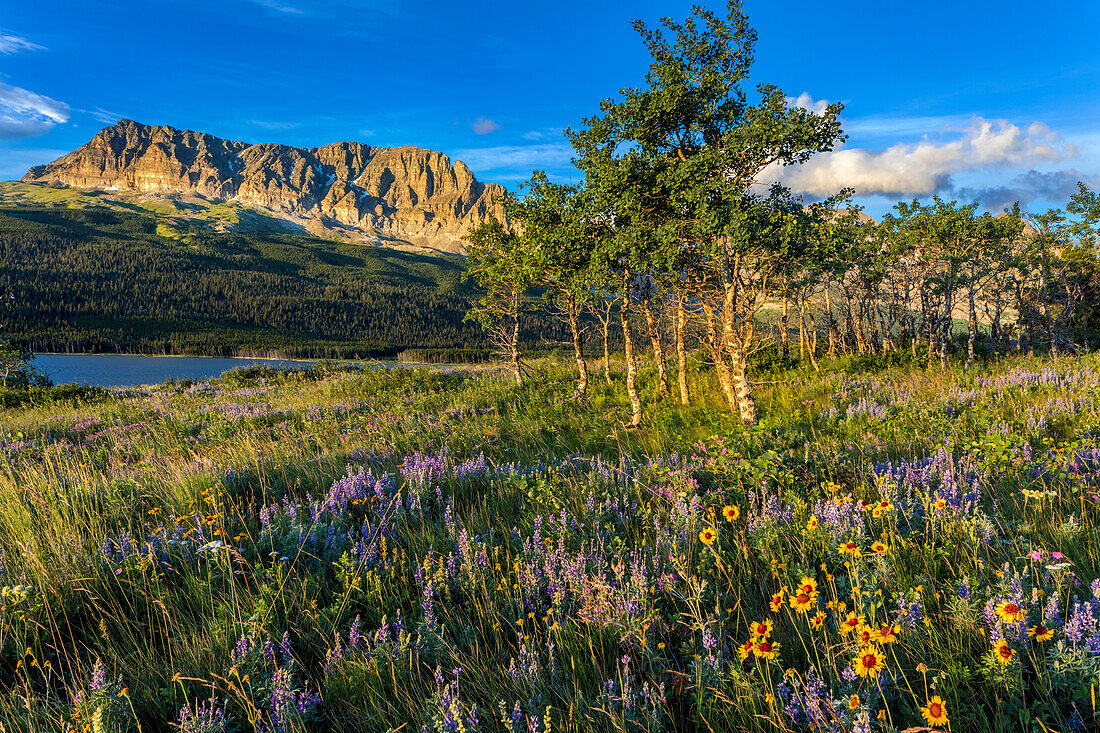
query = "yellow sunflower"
(840, 612, 865, 635)
(789, 590, 818, 614)
(810, 611, 827, 629)
(749, 619, 773, 639)
(1028, 624, 1054, 642)
(870, 541, 888, 554)
(769, 590, 786, 612)
(995, 600, 1026, 624)
(698, 527, 718, 545)
(852, 645, 886, 677)
(737, 639, 755, 660)
(754, 639, 779, 660)
(874, 624, 900, 644)
(993, 639, 1015, 665)
(838, 541, 862, 557)
(920, 696, 949, 727)
(722, 505, 740, 522)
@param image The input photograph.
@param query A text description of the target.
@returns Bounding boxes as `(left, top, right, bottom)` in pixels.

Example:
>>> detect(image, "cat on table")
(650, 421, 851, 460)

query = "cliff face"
(22, 119, 505, 252)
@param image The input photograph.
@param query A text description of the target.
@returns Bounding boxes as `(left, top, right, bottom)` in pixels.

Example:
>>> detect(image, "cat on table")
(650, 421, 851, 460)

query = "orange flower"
(737, 639, 755, 660)
(870, 541, 888, 554)
(854, 624, 875, 645)
(810, 611, 827, 629)
(770, 589, 786, 612)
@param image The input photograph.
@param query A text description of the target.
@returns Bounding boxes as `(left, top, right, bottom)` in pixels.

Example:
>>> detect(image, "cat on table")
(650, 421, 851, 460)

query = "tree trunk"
(825, 288, 838, 358)
(704, 300, 738, 412)
(510, 287, 523, 386)
(940, 289, 952, 372)
(781, 299, 790, 358)
(966, 283, 977, 368)
(567, 293, 588, 403)
(676, 294, 690, 406)
(643, 296, 670, 397)
(620, 297, 642, 428)
(807, 311, 820, 371)
(601, 301, 613, 386)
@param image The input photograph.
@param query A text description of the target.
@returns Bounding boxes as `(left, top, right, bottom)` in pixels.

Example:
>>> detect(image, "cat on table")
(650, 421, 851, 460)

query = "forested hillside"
(0, 206, 563, 358)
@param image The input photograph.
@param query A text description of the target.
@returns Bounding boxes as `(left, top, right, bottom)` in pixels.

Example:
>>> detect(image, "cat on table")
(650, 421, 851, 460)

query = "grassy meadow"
(2, 354, 1100, 732)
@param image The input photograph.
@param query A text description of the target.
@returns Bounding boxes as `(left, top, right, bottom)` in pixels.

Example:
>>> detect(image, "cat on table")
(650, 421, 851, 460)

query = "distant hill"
(0, 204, 560, 358)
(19, 119, 506, 253)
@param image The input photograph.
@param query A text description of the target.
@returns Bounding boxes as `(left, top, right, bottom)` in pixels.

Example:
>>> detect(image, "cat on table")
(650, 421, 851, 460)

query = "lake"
(33, 353, 328, 388)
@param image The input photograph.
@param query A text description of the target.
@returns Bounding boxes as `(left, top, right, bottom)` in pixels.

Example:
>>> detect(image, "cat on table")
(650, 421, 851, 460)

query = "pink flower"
(1052, 551, 1065, 560)
(1030, 550, 1043, 561)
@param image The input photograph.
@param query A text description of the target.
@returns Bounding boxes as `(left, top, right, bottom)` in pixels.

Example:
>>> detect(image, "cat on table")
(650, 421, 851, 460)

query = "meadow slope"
(1, 356, 1100, 731)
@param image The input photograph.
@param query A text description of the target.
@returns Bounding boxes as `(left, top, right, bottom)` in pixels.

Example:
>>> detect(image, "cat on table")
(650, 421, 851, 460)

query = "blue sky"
(2, 0, 1098, 217)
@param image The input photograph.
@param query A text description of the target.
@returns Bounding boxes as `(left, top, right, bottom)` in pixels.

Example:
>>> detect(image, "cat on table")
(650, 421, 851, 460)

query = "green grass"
(1, 353, 1099, 731)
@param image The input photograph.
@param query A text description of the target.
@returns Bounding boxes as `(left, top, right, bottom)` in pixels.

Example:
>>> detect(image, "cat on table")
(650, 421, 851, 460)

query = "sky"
(1, 0, 1098, 218)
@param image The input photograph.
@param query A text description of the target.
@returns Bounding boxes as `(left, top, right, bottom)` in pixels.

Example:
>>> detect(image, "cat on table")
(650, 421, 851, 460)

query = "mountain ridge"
(21, 119, 506, 253)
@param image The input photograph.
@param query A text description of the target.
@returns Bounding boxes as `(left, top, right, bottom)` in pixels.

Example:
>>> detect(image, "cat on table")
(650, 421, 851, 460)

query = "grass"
(1, 353, 1099, 731)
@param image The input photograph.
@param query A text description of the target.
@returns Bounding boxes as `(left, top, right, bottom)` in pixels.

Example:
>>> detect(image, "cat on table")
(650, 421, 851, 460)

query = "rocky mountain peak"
(22, 120, 506, 252)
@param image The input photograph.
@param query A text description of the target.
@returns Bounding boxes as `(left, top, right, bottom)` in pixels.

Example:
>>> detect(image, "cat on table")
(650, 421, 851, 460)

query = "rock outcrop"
(22, 119, 505, 252)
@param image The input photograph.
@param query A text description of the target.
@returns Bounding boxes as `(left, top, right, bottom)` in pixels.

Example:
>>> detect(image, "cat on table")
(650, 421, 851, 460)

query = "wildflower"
(993, 639, 1015, 665)
(770, 590, 786, 612)
(870, 541, 888, 555)
(737, 639, 755, 660)
(920, 696, 949, 727)
(839, 541, 862, 557)
(854, 625, 876, 645)
(811, 611, 827, 629)
(934, 497, 947, 511)
(698, 528, 718, 545)
(805, 516, 819, 532)
(790, 590, 817, 614)
(848, 694, 860, 710)
(852, 646, 886, 677)
(797, 576, 818, 595)
(995, 600, 1026, 624)
(722, 505, 740, 522)
(749, 619, 773, 639)
(840, 612, 864, 635)
(874, 624, 899, 644)
(1028, 624, 1054, 642)
(754, 640, 779, 660)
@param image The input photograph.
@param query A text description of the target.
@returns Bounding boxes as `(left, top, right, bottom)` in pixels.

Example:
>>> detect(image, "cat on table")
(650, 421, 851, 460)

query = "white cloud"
(470, 117, 502, 135)
(448, 142, 573, 174)
(0, 82, 70, 139)
(0, 33, 44, 55)
(785, 92, 829, 115)
(768, 117, 1076, 198)
(522, 130, 546, 140)
(246, 0, 304, 14)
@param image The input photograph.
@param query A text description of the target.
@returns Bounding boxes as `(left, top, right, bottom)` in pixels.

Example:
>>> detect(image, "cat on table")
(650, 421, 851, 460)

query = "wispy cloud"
(448, 142, 573, 176)
(767, 117, 1076, 198)
(246, 0, 304, 14)
(0, 81, 70, 139)
(470, 117, 502, 135)
(0, 33, 45, 55)
(249, 119, 301, 130)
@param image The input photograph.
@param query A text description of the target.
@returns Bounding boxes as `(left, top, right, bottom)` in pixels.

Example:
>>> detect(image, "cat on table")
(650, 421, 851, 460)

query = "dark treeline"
(463, 1, 1100, 427)
(0, 206, 574, 359)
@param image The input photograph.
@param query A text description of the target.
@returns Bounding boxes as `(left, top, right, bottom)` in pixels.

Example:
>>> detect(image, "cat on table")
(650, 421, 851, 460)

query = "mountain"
(21, 119, 506, 253)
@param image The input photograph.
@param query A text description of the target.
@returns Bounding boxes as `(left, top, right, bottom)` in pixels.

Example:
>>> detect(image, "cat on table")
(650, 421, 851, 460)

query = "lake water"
(33, 353, 326, 388)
